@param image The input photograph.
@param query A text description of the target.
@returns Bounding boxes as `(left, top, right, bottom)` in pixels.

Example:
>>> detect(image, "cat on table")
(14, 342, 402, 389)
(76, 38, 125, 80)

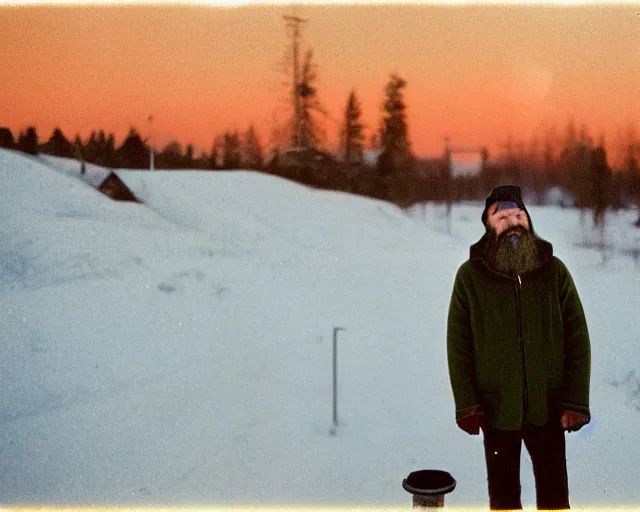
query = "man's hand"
(561, 410, 590, 432)
(456, 414, 484, 435)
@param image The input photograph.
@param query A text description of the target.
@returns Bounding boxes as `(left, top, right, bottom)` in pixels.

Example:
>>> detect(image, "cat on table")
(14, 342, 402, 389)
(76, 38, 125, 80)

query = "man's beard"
(483, 226, 540, 277)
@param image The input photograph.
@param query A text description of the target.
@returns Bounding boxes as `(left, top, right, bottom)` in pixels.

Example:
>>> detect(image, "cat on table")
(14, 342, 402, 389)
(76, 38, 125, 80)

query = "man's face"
(484, 203, 538, 276)
(486, 203, 530, 238)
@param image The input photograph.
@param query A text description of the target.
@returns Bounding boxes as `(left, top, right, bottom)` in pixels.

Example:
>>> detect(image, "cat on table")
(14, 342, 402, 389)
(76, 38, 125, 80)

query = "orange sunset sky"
(1, 4, 639, 163)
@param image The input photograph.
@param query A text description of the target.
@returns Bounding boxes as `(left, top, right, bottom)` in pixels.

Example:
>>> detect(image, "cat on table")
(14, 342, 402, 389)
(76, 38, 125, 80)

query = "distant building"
(450, 152, 484, 178)
(66, 161, 138, 202)
(40, 154, 139, 203)
(97, 172, 138, 202)
(415, 145, 487, 179)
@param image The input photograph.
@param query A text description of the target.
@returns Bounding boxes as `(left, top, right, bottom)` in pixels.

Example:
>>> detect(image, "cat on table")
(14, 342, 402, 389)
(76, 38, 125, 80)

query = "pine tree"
(377, 73, 412, 177)
(375, 73, 416, 204)
(590, 144, 611, 225)
(104, 133, 121, 167)
(572, 125, 593, 209)
(117, 127, 148, 169)
(380, 74, 410, 154)
(44, 127, 74, 158)
(84, 130, 119, 167)
(623, 131, 640, 221)
(73, 134, 84, 160)
(0, 127, 15, 149)
(97, 130, 108, 160)
(159, 141, 183, 169)
(84, 131, 99, 162)
(340, 90, 365, 165)
(185, 144, 195, 169)
(18, 126, 39, 155)
(559, 119, 589, 208)
(242, 125, 264, 170)
(195, 151, 210, 170)
(296, 49, 325, 149)
(222, 132, 241, 169)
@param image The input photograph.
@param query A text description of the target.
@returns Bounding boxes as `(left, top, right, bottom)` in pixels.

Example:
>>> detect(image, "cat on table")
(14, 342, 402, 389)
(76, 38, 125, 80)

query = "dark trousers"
(483, 421, 570, 510)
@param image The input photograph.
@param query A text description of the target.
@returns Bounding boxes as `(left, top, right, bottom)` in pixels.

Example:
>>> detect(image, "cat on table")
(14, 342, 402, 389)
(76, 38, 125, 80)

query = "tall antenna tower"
(283, 15, 307, 149)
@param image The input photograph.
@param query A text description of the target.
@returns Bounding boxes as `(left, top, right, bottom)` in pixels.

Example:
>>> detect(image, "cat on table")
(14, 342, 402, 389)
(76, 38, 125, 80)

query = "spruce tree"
(160, 141, 183, 169)
(105, 133, 121, 168)
(222, 132, 241, 169)
(45, 127, 74, 158)
(340, 90, 365, 165)
(97, 130, 108, 162)
(297, 49, 325, 149)
(377, 73, 413, 178)
(242, 125, 264, 170)
(380, 74, 410, 155)
(18, 127, 39, 155)
(624, 134, 640, 225)
(590, 145, 611, 226)
(375, 73, 415, 203)
(73, 134, 84, 163)
(84, 131, 99, 163)
(0, 127, 16, 149)
(185, 144, 195, 169)
(117, 128, 148, 169)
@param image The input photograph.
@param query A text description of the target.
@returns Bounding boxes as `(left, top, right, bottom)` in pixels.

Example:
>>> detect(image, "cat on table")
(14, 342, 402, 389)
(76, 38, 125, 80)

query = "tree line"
(440, 121, 640, 226)
(2, 61, 639, 222)
(263, 26, 640, 218)
(0, 124, 266, 172)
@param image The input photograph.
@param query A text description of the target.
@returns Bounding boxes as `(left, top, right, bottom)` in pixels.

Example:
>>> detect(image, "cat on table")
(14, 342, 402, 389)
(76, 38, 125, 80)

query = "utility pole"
(443, 136, 452, 230)
(148, 114, 155, 170)
(283, 15, 306, 149)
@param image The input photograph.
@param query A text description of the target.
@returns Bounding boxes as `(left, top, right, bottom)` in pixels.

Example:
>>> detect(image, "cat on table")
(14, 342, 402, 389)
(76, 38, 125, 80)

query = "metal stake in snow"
(330, 326, 345, 436)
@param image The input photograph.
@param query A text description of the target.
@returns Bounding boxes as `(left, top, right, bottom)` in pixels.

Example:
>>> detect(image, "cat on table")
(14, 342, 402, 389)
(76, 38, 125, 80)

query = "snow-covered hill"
(1, 148, 639, 508)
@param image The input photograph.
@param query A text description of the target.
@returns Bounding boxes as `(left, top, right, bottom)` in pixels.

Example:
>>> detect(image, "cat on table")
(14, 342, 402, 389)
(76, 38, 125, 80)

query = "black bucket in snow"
(402, 469, 456, 508)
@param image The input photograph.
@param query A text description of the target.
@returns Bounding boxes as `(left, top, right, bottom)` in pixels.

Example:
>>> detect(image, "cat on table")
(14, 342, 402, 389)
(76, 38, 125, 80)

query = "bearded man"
(447, 185, 591, 510)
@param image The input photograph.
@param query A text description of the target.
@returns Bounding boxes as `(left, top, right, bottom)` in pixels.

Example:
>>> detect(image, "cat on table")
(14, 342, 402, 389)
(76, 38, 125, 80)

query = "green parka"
(447, 234, 591, 431)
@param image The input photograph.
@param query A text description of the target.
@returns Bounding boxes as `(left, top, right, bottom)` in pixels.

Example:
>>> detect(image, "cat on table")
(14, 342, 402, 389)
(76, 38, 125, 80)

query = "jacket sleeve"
(557, 259, 591, 418)
(447, 266, 482, 420)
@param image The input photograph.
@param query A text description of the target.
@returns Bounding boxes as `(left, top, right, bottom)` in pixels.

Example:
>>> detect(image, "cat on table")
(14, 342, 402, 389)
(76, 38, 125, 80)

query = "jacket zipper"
(515, 274, 528, 424)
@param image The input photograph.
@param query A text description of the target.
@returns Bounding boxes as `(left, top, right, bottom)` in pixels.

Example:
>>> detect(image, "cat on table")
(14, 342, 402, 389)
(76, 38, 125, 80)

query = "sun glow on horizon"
(1, 2, 638, 164)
